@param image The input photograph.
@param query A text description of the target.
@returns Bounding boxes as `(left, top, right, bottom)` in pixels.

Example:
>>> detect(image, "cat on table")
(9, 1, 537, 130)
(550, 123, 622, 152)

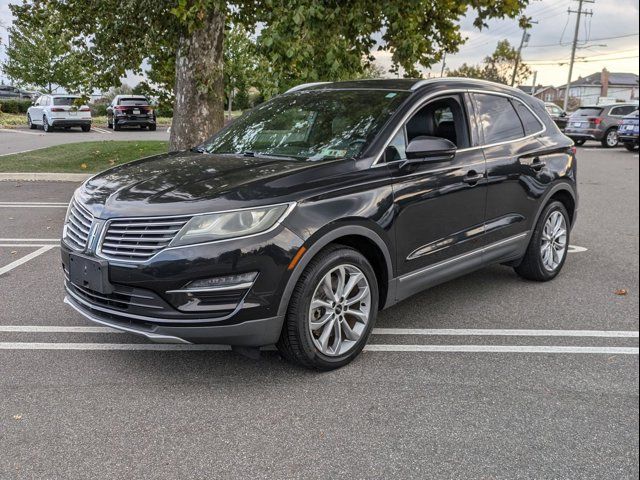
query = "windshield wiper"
(241, 151, 298, 161)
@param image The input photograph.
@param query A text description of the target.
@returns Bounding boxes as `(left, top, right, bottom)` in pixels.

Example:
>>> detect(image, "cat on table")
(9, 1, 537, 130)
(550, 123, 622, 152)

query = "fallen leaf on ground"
(13, 414, 22, 420)
(614, 289, 628, 296)
(80, 163, 88, 170)
(11, 251, 17, 255)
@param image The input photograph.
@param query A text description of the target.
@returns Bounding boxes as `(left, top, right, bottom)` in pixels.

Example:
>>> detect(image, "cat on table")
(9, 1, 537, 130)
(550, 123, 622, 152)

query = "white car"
(27, 94, 92, 132)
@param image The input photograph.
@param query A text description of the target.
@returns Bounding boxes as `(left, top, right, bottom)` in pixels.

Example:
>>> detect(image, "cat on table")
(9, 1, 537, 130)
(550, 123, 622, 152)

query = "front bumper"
(60, 224, 304, 345)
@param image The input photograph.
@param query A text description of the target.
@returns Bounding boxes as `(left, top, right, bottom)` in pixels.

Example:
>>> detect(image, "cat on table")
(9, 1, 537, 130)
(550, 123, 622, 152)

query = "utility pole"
(511, 18, 537, 87)
(563, 0, 594, 111)
(440, 51, 447, 77)
(531, 71, 538, 96)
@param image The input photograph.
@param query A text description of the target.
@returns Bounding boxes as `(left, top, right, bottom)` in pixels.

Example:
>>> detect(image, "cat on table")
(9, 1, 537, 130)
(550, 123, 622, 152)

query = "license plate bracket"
(68, 253, 113, 294)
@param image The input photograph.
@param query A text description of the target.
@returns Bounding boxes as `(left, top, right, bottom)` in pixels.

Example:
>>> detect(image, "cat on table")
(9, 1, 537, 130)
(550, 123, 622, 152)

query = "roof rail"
(410, 79, 432, 90)
(285, 82, 331, 93)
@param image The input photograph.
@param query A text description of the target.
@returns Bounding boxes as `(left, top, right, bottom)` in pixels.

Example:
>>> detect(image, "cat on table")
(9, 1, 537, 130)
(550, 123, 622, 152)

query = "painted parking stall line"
(372, 328, 638, 338)
(0, 245, 57, 276)
(0, 202, 69, 208)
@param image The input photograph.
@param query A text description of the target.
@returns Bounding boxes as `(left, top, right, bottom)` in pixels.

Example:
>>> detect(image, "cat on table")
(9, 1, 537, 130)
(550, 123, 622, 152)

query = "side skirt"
(389, 232, 529, 305)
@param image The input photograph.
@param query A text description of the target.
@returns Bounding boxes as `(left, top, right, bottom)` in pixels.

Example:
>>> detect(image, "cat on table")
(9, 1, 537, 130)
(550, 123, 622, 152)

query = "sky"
(1, 0, 638, 89)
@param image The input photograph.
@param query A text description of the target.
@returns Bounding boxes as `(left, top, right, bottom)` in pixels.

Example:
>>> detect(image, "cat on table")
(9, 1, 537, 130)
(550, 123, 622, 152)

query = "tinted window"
(53, 97, 79, 106)
(572, 107, 603, 117)
(610, 105, 636, 116)
(119, 97, 149, 106)
(512, 100, 543, 135)
(474, 94, 524, 144)
(385, 129, 407, 162)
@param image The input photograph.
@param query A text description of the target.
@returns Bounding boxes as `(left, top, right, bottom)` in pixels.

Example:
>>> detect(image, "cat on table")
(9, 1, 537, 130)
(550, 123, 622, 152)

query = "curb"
(0, 173, 91, 182)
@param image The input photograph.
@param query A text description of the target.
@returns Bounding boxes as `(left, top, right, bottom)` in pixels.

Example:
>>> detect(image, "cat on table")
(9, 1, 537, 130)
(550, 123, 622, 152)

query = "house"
(518, 85, 559, 102)
(556, 69, 638, 106)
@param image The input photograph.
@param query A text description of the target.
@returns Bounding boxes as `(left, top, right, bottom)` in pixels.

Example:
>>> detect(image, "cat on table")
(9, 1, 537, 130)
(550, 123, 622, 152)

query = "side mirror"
(404, 136, 457, 165)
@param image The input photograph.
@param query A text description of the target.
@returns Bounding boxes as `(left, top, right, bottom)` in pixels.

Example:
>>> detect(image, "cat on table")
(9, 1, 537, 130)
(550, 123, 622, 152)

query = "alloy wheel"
(540, 210, 567, 271)
(606, 129, 618, 147)
(308, 264, 371, 356)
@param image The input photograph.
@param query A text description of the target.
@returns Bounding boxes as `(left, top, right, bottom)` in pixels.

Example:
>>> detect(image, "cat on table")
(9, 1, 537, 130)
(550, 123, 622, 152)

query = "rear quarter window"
(512, 100, 544, 136)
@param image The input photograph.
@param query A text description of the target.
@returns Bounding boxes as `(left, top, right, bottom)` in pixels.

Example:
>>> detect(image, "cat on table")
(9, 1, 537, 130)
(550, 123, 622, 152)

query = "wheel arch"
(277, 225, 395, 318)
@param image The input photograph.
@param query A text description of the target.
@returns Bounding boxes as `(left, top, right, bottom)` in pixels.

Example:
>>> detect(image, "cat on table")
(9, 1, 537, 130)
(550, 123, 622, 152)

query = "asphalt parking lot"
(0, 146, 638, 479)
(0, 126, 170, 156)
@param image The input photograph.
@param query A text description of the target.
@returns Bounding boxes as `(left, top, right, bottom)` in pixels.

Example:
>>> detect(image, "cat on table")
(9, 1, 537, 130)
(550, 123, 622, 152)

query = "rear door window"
(473, 93, 525, 144)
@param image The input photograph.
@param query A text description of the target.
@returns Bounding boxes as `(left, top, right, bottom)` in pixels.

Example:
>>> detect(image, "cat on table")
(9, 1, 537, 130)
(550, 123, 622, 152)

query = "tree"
(447, 39, 532, 86)
(12, 1, 530, 151)
(2, 5, 88, 93)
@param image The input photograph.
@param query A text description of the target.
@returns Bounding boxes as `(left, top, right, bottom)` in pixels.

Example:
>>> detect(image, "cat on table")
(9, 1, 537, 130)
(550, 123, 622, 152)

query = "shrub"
(0, 99, 32, 114)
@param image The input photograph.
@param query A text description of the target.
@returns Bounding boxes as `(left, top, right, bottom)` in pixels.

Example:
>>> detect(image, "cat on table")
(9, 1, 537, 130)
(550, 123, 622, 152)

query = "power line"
(526, 32, 639, 48)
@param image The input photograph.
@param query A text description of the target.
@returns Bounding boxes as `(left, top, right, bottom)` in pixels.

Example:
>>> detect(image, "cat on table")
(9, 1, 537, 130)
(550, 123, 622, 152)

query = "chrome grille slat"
(63, 199, 94, 251)
(98, 214, 192, 262)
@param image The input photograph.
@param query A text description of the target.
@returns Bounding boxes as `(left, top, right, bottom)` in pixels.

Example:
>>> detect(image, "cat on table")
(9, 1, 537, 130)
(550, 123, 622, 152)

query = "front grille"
(99, 215, 191, 262)
(64, 199, 94, 251)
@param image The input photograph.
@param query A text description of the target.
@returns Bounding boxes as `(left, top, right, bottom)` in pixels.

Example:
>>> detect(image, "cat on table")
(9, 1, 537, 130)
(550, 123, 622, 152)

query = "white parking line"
(91, 127, 113, 135)
(0, 326, 121, 333)
(0, 342, 636, 354)
(372, 328, 639, 338)
(0, 202, 68, 208)
(0, 128, 42, 136)
(4, 326, 638, 338)
(0, 245, 57, 276)
(0, 244, 59, 247)
(0, 238, 59, 242)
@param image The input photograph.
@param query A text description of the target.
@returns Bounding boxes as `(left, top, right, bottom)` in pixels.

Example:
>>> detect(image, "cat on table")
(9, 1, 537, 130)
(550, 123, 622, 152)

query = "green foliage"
(447, 39, 532, 86)
(0, 99, 32, 114)
(3, 2, 90, 93)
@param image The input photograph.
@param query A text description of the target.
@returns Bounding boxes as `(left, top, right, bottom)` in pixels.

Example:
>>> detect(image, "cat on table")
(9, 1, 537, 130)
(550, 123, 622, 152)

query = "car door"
(31, 96, 44, 124)
(388, 93, 487, 295)
(473, 92, 552, 263)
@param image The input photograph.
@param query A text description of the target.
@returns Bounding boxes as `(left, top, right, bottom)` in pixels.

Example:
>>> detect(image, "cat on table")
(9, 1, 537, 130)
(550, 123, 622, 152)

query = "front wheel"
(514, 201, 570, 281)
(27, 114, 37, 130)
(148, 124, 157, 131)
(601, 128, 619, 148)
(277, 245, 379, 370)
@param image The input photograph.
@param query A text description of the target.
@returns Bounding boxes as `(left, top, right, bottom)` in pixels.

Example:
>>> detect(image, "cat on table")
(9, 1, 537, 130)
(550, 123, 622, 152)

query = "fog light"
(187, 272, 258, 290)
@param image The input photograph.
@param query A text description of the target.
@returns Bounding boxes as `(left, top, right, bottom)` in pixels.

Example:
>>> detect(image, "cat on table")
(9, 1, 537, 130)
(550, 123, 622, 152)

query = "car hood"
(77, 151, 331, 218)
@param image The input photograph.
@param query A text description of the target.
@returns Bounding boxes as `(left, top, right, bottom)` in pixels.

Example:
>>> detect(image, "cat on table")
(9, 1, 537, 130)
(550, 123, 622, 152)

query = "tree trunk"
(170, 9, 225, 151)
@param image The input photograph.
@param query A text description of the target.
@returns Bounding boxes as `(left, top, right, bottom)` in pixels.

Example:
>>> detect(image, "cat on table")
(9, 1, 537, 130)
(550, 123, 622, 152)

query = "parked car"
(545, 102, 568, 131)
(564, 103, 637, 148)
(61, 78, 577, 370)
(617, 110, 639, 151)
(27, 94, 91, 132)
(107, 95, 156, 131)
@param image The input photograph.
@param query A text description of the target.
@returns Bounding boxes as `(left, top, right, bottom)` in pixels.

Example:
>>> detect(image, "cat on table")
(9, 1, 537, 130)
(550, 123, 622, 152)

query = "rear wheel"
(276, 245, 378, 370)
(514, 201, 570, 282)
(81, 125, 91, 132)
(42, 115, 52, 132)
(601, 128, 619, 148)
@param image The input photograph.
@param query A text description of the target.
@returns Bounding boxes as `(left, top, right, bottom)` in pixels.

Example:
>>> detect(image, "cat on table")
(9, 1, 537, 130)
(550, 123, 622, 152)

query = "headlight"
(170, 203, 293, 247)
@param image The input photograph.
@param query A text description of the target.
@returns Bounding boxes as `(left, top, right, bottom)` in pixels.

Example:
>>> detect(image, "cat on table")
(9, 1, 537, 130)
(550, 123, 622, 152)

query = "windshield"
(200, 90, 410, 161)
(53, 97, 80, 106)
(119, 97, 149, 106)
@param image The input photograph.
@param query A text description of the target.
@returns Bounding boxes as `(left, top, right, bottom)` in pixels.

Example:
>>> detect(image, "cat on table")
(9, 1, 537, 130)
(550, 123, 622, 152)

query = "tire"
(140, 125, 147, 130)
(27, 114, 37, 130)
(81, 125, 91, 132)
(624, 142, 638, 152)
(276, 245, 379, 370)
(573, 139, 586, 146)
(514, 201, 570, 282)
(113, 121, 121, 131)
(601, 128, 619, 148)
(42, 115, 52, 132)
(149, 124, 157, 131)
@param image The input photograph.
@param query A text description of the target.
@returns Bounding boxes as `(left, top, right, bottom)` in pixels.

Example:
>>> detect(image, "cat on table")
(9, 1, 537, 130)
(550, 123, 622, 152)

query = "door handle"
(463, 170, 484, 186)
(531, 157, 546, 171)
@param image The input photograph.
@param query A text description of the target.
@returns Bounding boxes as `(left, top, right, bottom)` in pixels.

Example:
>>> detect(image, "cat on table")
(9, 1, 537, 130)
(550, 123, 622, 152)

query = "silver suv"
(564, 103, 638, 148)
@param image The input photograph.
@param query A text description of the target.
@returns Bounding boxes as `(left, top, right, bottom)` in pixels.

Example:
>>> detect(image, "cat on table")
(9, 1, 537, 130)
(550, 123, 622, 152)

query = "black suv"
(61, 79, 577, 370)
(107, 95, 157, 131)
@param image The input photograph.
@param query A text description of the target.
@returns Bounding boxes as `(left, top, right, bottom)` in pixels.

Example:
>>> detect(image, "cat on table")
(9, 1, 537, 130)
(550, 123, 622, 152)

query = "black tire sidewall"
(531, 201, 571, 280)
(288, 248, 379, 369)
